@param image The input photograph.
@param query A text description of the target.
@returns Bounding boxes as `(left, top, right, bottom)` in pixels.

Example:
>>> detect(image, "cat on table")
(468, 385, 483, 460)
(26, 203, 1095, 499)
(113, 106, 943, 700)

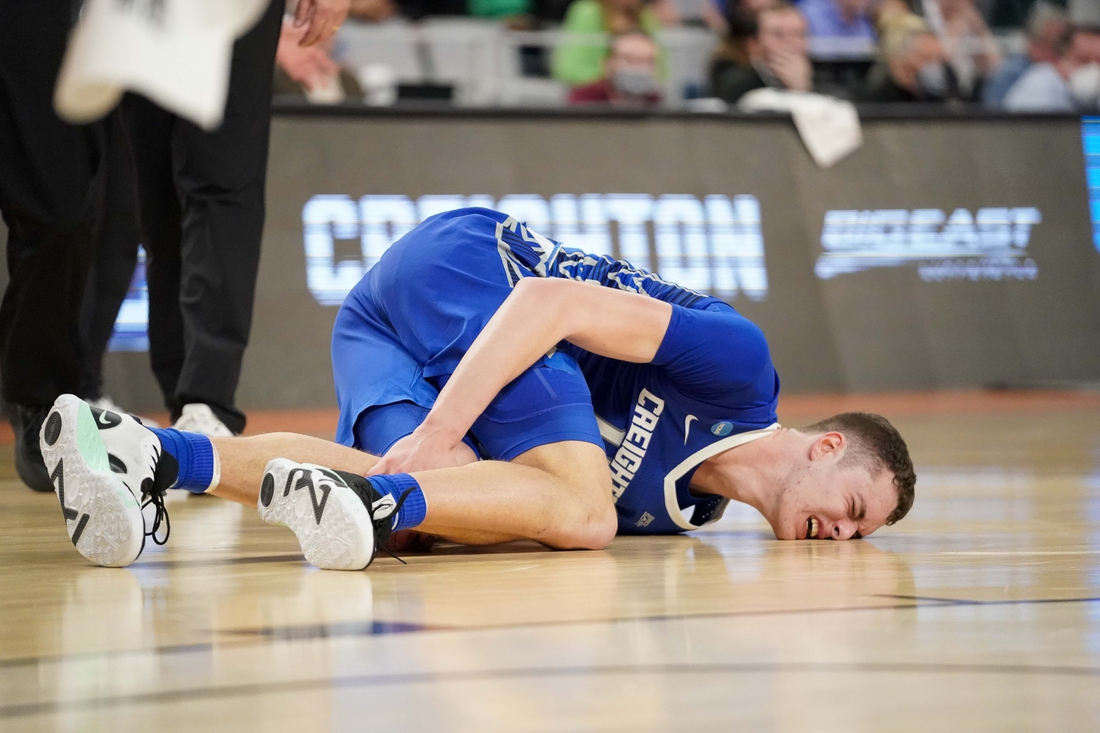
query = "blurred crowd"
(274, 0, 1100, 110)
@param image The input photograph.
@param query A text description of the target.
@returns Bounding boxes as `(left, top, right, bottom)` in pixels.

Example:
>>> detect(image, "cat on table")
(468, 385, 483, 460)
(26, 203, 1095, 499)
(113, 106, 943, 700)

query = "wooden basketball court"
(1, 391, 1098, 730)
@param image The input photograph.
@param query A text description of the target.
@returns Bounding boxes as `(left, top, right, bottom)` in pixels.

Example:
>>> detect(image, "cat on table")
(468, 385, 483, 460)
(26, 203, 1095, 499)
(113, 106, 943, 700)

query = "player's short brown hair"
(801, 412, 915, 526)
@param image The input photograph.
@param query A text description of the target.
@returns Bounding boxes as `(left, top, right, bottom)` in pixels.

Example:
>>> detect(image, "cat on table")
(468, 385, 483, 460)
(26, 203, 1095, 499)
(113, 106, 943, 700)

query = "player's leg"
(211, 397, 613, 548)
(412, 440, 617, 550)
(42, 390, 616, 568)
(252, 438, 615, 557)
(187, 428, 615, 549)
(206, 432, 380, 505)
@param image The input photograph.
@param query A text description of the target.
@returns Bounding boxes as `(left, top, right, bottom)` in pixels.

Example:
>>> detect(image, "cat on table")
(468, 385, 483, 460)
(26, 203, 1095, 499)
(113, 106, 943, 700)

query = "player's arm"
(368, 278, 672, 474)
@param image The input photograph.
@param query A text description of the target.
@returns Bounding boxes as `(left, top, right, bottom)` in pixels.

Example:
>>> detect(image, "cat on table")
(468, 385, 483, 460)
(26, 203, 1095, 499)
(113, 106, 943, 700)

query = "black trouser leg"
(170, 0, 281, 433)
(78, 111, 141, 401)
(0, 0, 101, 408)
(118, 94, 186, 417)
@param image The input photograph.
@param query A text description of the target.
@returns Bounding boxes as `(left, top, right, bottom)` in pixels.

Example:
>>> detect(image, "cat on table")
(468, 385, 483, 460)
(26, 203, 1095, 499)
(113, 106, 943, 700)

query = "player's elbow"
(512, 276, 572, 322)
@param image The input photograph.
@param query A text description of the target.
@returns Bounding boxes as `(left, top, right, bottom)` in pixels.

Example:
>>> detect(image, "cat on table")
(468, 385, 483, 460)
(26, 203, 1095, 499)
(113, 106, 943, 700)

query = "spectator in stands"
(1004, 24, 1100, 110)
(710, 2, 814, 102)
(984, 2, 1070, 106)
(568, 30, 663, 104)
(553, 0, 666, 87)
(800, 0, 876, 43)
(923, 0, 1000, 98)
(858, 17, 956, 100)
(708, 0, 778, 59)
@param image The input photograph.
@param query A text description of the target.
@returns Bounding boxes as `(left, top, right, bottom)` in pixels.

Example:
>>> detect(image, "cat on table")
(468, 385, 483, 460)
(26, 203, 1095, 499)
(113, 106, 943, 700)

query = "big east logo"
(815, 207, 1042, 282)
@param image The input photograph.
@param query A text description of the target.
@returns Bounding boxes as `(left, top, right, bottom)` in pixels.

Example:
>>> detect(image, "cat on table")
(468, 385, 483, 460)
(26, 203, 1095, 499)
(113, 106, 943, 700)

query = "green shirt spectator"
(552, 0, 664, 87)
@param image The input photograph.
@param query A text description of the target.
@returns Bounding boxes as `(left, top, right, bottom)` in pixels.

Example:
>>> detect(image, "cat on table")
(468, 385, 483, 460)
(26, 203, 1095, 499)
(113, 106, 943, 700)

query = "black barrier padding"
(12, 114, 1092, 411)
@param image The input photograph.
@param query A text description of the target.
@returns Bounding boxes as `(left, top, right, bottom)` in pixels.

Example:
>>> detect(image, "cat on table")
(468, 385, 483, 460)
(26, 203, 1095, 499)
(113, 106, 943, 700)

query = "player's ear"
(809, 431, 845, 461)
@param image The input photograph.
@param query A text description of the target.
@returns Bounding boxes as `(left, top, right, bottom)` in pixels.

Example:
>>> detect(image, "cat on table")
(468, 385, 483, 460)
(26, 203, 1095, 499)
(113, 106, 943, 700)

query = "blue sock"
(148, 428, 217, 494)
(366, 473, 427, 531)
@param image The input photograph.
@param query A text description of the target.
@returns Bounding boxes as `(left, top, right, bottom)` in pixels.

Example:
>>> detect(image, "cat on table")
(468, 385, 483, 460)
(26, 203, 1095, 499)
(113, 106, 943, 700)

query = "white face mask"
(612, 68, 660, 98)
(1069, 62, 1100, 106)
(915, 62, 948, 99)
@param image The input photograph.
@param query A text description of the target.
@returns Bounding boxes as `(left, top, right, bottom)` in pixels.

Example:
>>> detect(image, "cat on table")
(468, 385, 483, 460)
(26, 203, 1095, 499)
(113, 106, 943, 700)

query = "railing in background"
(328, 19, 1030, 109)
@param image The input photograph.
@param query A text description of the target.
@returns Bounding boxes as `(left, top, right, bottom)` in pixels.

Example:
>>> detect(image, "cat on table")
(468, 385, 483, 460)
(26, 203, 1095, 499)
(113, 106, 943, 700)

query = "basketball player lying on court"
(40, 207, 916, 570)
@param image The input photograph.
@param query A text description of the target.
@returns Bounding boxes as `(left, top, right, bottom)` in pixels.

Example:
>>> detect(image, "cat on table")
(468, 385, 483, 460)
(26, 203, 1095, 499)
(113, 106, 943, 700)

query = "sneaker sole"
(259, 459, 375, 571)
(40, 395, 145, 567)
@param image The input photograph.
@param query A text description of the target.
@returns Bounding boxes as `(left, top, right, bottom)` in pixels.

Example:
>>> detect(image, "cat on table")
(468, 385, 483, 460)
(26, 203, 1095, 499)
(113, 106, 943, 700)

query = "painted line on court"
(0, 600, 929, 669)
(10, 594, 1094, 671)
(878, 594, 1100, 607)
(3, 661, 1099, 718)
(938, 551, 1100, 556)
(214, 601, 935, 642)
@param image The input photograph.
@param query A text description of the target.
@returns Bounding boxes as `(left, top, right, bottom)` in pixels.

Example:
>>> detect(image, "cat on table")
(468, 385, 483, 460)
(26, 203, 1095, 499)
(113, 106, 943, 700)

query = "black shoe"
(11, 405, 52, 492)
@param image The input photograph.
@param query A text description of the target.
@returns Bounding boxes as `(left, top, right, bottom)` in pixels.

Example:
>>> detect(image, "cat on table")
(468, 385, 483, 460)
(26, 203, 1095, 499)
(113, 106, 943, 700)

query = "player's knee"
(545, 480, 617, 550)
(515, 443, 618, 550)
(580, 503, 618, 549)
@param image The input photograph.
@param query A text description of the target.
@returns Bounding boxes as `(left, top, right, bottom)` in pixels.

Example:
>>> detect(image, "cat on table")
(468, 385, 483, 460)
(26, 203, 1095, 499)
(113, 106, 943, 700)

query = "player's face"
(769, 434, 898, 541)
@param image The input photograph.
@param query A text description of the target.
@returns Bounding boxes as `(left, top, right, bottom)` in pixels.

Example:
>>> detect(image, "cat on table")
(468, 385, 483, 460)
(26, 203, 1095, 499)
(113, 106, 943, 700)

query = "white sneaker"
(39, 395, 164, 567)
(258, 459, 382, 571)
(173, 403, 233, 437)
(89, 395, 160, 428)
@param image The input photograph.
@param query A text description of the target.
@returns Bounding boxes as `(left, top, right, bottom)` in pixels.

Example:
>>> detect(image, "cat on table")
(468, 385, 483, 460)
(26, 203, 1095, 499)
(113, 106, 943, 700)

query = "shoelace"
(371, 486, 418, 565)
(143, 488, 171, 545)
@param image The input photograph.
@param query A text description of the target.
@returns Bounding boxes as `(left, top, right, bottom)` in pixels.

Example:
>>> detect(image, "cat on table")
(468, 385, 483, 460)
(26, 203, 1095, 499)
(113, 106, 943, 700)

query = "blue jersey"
(333, 208, 780, 535)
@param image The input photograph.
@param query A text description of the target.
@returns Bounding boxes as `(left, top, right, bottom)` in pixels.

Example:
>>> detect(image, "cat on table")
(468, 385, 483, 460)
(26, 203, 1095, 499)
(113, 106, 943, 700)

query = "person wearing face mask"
(858, 17, 958, 102)
(1004, 25, 1100, 112)
(568, 30, 664, 104)
(984, 2, 1070, 108)
(553, 0, 667, 88)
(709, 1, 814, 103)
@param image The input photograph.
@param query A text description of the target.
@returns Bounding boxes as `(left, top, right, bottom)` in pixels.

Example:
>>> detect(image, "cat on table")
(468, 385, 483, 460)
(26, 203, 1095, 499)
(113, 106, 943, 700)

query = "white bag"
(55, 0, 270, 130)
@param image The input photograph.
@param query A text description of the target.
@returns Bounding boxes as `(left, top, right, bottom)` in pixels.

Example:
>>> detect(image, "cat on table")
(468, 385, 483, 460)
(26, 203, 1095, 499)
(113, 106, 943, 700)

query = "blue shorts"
(331, 208, 603, 461)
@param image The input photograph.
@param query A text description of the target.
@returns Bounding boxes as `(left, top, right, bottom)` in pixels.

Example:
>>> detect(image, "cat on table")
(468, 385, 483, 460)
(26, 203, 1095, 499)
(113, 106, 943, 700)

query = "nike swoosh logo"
(372, 494, 397, 519)
(98, 412, 113, 426)
(684, 414, 697, 444)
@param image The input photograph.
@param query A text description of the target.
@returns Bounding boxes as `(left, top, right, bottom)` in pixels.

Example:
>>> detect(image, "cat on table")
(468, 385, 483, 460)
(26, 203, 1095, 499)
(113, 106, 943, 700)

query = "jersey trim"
(663, 423, 781, 530)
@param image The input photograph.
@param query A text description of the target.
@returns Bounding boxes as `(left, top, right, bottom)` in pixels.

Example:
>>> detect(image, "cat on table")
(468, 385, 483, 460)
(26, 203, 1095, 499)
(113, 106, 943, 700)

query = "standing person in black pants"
(78, 110, 142, 414)
(120, 0, 349, 437)
(0, 0, 103, 491)
(1, 0, 348, 490)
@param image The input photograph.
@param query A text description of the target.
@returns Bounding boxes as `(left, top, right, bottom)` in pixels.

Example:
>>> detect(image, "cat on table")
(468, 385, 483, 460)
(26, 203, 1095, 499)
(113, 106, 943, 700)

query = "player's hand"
(293, 0, 351, 48)
(367, 427, 469, 476)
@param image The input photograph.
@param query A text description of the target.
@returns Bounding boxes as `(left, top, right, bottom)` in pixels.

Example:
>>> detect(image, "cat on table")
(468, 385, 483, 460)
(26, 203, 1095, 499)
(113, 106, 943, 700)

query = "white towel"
(55, 0, 270, 131)
(738, 88, 863, 169)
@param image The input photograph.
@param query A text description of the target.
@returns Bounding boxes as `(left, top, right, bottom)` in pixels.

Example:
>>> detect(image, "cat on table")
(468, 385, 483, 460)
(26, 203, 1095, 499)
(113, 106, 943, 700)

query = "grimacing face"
(767, 432, 899, 541)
